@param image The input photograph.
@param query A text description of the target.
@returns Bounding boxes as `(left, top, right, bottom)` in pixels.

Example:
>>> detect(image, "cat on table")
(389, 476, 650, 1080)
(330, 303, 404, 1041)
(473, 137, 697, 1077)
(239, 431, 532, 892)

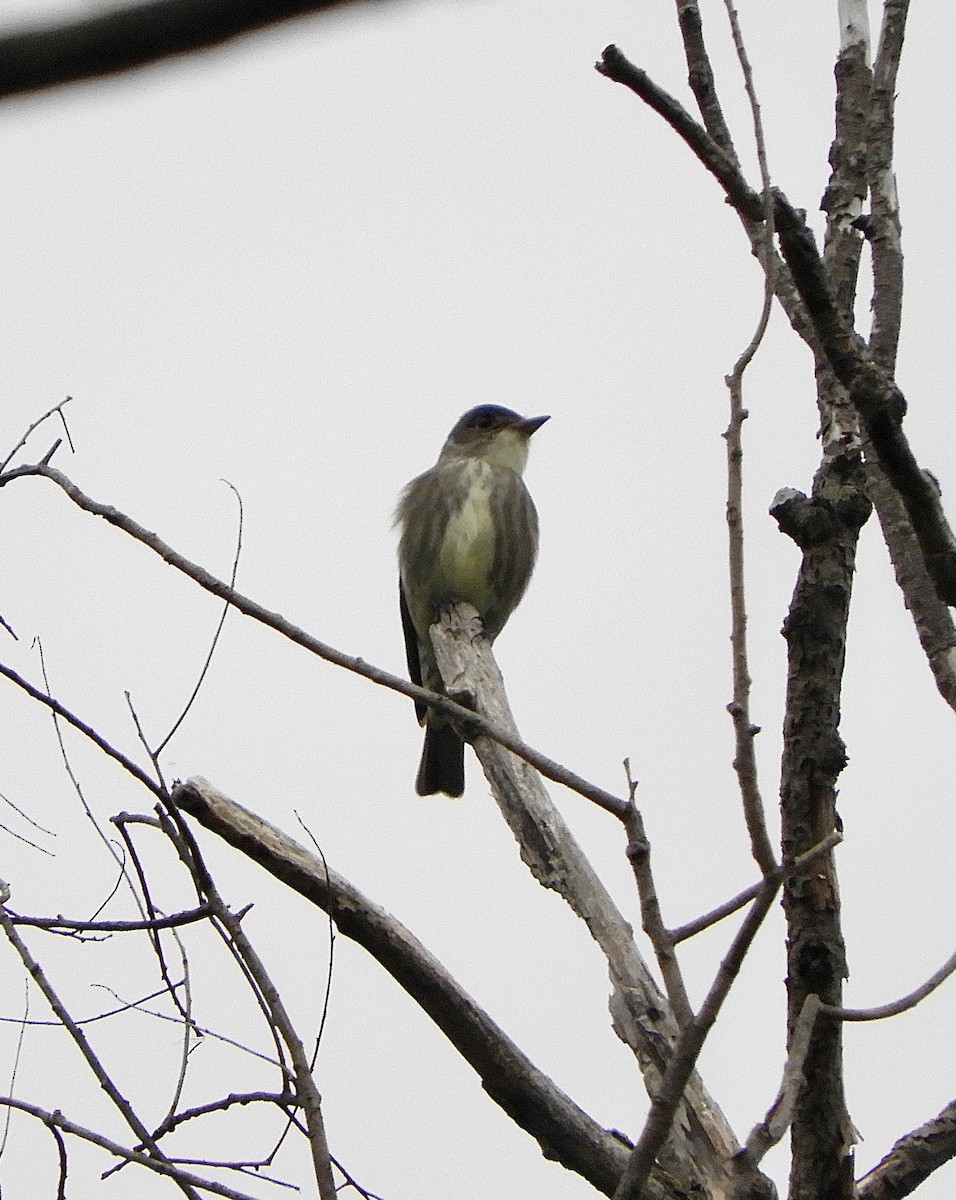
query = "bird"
(396, 404, 549, 796)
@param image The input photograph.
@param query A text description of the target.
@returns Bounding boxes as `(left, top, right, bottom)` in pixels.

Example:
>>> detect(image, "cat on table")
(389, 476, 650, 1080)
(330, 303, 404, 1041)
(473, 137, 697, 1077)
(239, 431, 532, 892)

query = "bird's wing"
(399, 579, 427, 723)
(487, 474, 539, 637)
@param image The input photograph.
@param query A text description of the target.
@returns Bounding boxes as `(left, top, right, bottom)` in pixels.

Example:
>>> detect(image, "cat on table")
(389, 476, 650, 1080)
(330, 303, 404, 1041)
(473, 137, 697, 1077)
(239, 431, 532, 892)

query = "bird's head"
(441, 405, 549, 473)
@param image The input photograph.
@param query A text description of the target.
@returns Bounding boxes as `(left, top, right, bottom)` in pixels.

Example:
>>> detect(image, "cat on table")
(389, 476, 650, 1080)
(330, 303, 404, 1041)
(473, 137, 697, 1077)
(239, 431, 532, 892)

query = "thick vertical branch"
(673, 0, 738, 157)
(823, 7, 870, 322)
(866, 0, 908, 371)
(773, 460, 871, 1200)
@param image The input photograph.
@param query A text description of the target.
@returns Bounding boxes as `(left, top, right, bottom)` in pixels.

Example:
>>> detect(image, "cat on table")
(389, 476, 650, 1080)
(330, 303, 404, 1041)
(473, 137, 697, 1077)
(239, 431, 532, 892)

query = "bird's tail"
(416, 721, 465, 797)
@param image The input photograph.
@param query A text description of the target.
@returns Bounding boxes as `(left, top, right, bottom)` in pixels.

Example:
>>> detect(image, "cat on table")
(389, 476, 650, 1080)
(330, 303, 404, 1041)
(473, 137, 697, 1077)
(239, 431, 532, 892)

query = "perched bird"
(396, 404, 549, 796)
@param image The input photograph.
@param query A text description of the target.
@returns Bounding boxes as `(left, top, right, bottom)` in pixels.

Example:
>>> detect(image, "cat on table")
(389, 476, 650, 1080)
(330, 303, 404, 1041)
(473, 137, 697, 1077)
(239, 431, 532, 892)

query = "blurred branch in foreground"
(0, 0, 397, 99)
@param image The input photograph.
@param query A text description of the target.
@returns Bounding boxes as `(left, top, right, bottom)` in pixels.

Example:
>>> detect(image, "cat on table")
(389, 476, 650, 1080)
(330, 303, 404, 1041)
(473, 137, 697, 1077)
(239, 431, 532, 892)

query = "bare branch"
(866, 0, 909, 370)
(171, 775, 640, 1197)
(857, 1100, 956, 1200)
(673, 0, 738, 156)
(0, 0, 400, 100)
(595, 46, 762, 221)
(0, 659, 165, 798)
(0, 1095, 261, 1199)
(621, 769, 693, 1030)
(823, 945, 956, 1022)
(9, 905, 212, 932)
(775, 455, 869, 1200)
(0, 462, 629, 820)
(743, 994, 823, 1165)
(721, 0, 777, 880)
(0, 890, 202, 1200)
(612, 877, 783, 1200)
(671, 832, 842, 944)
(428, 602, 745, 1195)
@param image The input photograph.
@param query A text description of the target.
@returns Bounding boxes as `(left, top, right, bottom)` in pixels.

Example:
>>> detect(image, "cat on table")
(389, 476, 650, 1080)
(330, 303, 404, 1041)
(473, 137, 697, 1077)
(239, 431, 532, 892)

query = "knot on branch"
(849, 366, 907, 430)
(770, 489, 866, 549)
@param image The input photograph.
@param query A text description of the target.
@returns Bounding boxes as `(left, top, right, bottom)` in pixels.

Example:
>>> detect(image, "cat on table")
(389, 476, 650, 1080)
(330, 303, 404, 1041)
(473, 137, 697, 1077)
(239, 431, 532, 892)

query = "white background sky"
(1, 1, 955, 1197)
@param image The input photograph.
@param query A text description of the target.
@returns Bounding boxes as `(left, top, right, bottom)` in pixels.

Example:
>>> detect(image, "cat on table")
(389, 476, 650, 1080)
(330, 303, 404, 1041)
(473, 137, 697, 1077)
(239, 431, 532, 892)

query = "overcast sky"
(1, 1, 955, 1197)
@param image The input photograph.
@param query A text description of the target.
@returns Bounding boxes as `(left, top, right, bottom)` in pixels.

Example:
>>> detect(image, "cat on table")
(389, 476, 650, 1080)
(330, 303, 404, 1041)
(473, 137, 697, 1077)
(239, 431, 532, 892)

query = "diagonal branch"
(0, 461, 629, 821)
(0, 1096, 260, 1199)
(0, 0, 395, 100)
(595, 45, 762, 222)
(857, 1100, 956, 1200)
(612, 876, 784, 1200)
(428, 603, 748, 1197)
(170, 776, 640, 1198)
(0, 887, 202, 1199)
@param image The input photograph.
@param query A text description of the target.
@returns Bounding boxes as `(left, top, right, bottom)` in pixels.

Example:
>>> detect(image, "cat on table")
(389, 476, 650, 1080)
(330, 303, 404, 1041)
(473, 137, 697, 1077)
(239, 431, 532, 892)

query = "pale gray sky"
(1, 1, 955, 1197)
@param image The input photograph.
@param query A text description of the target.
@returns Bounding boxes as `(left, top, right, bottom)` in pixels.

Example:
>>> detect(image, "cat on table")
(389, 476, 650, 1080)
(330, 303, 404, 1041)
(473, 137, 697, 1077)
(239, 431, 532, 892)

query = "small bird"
(396, 404, 549, 796)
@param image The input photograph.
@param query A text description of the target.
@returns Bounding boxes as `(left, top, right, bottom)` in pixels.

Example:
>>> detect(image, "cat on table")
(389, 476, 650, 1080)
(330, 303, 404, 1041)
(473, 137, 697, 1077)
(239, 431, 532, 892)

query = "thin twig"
(112, 816, 191, 1022)
(0, 396, 72, 474)
(822, 945, 956, 1022)
(0, 894, 202, 1200)
(293, 815, 337, 1058)
(671, 832, 841, 943)
(612, 874, 783, 1200)
(0, 982, 29, 1158)
(721, 0, 778, 879)
(0, 660, 165, 798)
(126, 691, 167, 791)
(155, 479, 244, 757)
(152, 1090, 295, 1139)
(90, 984, 281, 1067)
(0, 1096, 260, 1200)
(9, 906, 211, 932)
(161, 806, 337, 1199)
(621, 764, 693, 1028)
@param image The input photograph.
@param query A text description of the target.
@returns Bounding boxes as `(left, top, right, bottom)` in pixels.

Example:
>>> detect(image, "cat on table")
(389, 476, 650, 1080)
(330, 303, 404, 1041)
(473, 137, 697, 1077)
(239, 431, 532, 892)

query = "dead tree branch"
(0, 462, 629, 821)
(0, 1095, 261, 1199)
(171, 775, 641, 1198)
(0, 0, 397, 100)
(857, 1101, 956, 1200)
(428, 602, 749, 1198)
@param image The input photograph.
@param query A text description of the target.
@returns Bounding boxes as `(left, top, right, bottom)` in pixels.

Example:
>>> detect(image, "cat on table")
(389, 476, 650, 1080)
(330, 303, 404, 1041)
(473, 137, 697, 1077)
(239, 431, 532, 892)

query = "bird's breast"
(435, 459, 496, 606)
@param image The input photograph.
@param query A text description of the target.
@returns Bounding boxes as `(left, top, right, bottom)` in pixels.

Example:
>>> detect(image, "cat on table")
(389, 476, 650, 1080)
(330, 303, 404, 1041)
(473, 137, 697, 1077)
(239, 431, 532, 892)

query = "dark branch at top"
(0, 0, 388, 99)
(597, 42, 956, 608)
(596, 45, 763, 223)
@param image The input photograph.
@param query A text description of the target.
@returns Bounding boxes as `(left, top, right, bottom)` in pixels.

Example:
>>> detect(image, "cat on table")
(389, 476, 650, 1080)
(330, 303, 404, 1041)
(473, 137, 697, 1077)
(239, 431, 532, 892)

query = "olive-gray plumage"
(396, 404, 548, 796)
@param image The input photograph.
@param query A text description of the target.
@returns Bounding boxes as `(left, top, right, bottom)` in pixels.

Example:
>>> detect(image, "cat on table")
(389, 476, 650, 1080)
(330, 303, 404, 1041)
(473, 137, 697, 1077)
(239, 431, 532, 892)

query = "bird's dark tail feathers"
(416, 721, 465, 797)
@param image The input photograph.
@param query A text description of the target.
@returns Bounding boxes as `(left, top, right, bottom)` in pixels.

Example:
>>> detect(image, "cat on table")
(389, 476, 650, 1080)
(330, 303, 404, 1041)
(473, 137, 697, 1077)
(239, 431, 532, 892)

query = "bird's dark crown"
(451, 405, 525, 439)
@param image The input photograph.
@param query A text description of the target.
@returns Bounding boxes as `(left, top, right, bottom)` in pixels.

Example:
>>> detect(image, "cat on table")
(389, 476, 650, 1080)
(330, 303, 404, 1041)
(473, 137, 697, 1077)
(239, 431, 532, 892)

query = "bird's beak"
(515, 414, 550, 438)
